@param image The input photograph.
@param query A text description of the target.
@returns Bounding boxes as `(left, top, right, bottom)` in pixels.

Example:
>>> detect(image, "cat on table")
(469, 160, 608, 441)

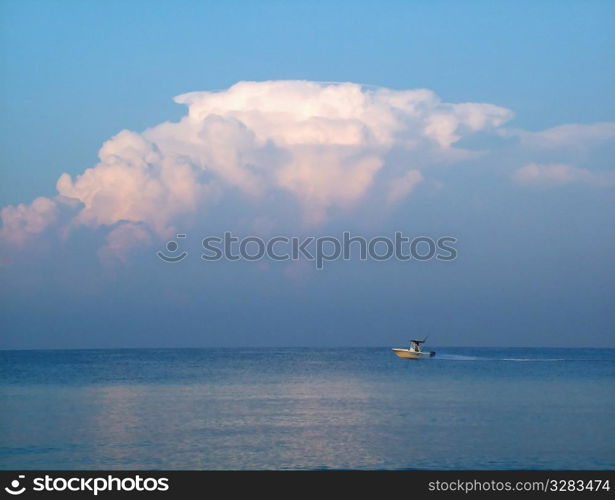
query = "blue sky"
(1, 1, 614, 348)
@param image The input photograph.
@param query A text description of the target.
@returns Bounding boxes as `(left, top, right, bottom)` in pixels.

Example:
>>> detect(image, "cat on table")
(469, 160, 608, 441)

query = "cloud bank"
(1, 80, 613, 262)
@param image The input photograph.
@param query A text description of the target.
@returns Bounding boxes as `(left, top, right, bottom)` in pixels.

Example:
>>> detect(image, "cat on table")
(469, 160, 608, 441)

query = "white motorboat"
(392, 339, 435, 359)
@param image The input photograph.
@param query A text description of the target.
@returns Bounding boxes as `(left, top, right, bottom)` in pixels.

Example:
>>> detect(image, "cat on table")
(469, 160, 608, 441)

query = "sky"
(1, 0, 614, 349)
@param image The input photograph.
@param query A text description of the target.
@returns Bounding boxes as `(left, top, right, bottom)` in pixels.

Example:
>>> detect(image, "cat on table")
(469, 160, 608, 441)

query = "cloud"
(0, 80, 533, 260)
(0, 197, 59, 245)
(6, 79, 615, 268)
(97, 222, 153, 265)
(56, 130, 214, 235)
(3, 81, 614, 266)
(505, 122, 615, 150)
(386, 170, 424, 205)
(147, 81, 511, 223)
(513, 163, 615, 187)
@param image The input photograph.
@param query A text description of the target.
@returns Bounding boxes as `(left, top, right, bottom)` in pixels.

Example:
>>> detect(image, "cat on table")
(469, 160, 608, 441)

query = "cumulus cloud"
(1, 81, 515, 258)
(0, 197, 59, 245)
(513, 163, 615, 187)
(56, 130, 215, 235)
(146, 81, 511, 223)
(97, 222, 153, 265)
(43, 79, 615, 264)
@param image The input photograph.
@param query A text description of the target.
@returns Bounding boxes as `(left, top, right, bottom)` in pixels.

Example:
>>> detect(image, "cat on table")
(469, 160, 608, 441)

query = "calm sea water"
(1, 347, 614, 470)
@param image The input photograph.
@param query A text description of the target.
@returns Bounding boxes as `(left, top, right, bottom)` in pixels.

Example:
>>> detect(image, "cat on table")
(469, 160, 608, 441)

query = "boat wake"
(500, 358, 568, 362)
(436, 354, 575, 362)
(435, 354, 481, 361)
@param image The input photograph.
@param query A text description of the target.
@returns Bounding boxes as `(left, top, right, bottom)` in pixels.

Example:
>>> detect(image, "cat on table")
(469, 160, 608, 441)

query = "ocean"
(1, 347, 613, 470)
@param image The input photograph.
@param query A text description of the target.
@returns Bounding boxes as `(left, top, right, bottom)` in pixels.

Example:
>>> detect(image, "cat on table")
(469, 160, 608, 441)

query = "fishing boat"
(392, 339, 435, 359)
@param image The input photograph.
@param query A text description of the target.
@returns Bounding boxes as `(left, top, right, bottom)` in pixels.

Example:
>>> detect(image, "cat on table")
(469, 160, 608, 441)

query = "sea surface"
(1, 347, 614, 470)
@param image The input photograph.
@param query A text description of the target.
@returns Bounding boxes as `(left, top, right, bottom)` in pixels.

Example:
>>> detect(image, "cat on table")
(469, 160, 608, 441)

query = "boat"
(392, 338, 435, 359)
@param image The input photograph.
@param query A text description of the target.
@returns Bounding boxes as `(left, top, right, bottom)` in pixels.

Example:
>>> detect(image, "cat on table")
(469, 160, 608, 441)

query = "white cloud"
(0, 197, 58, 245)
(386, 170, 424, 205)
(506, 122, 615, 149)
(145, 81, 512, 224)
(56, 130, 215, 236)
(513, 163, 615, 187)
(0, 80, 520, 258)
(97, 222, 153, 265)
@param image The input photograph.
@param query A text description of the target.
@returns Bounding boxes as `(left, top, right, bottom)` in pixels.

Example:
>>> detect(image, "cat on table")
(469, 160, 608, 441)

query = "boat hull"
(392, 348, 435, 359)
